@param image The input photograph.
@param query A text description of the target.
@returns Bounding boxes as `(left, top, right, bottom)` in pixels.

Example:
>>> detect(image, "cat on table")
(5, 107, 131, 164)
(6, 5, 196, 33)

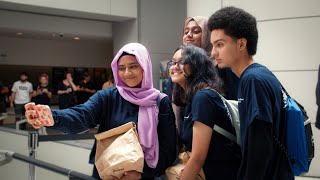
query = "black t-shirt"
(237, 63, 293, 179)
(180, 89, 241, 179)
(77, 80, 96, 104)
(0, 84, 4, 103)
(57, 82, 74, 109)
(33, 85, 51, 105)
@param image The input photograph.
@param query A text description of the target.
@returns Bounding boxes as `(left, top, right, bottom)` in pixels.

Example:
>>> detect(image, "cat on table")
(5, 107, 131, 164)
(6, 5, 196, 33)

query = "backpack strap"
(204, 87, 238, 144)
(213, 125, 237, 143)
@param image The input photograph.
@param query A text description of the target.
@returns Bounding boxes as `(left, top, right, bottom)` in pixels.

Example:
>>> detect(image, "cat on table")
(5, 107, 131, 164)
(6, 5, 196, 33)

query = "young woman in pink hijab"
(25, 43, 177, 180)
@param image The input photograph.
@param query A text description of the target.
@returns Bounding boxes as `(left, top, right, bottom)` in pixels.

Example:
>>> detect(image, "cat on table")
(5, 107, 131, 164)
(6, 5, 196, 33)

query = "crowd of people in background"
(0, 70, 114, 128)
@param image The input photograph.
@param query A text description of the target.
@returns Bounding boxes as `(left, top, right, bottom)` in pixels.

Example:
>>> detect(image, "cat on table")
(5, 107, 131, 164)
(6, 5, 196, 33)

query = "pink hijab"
(111, 43, 162, 168)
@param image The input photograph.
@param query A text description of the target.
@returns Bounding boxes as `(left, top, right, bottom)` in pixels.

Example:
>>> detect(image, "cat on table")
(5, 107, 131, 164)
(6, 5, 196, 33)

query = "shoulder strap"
(203, 88, 238, 144)
(213, 125, 237, 143)
(257, 66, 309, 120)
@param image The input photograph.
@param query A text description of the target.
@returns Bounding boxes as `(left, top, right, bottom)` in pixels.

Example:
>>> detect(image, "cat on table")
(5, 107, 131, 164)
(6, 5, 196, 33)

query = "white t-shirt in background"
(11, 80, 33, 104)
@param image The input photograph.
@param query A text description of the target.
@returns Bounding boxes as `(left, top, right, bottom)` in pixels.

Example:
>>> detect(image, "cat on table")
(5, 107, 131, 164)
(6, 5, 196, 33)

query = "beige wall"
(0, 0, 137, 19)
(187, 0, 221, 17)
(112, 19, 139, 58)
(139, 0, 186, 89)
(187, 0, 320, 177)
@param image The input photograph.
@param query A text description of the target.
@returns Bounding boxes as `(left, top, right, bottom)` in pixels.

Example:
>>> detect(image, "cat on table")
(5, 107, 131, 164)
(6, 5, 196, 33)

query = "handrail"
(38, 133, 94, 142)
(0, 150, 97, 180)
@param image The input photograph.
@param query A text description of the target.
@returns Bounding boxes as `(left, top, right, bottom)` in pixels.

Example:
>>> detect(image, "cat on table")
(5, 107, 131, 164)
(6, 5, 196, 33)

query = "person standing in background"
(0, 80, 9, 113)
(183, 16, 212, 54)
(10, 72, 33, 130)
(316, 64, 320, 129)
(57, 72, 77, 109)
(76, 72, 96, 104)
(32, 73, 52, 105)
(102, 72, 114, 89)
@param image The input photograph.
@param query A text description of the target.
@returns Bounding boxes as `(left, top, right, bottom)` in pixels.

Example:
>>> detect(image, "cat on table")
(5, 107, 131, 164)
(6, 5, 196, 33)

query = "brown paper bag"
(95, 122, 144, 180)
(165, 152, 206, 180)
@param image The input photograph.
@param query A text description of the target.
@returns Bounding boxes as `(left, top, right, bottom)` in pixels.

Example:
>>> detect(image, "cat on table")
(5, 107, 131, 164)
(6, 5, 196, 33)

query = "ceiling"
(0, 1, 132, 42)
(0, 26, 112, 42)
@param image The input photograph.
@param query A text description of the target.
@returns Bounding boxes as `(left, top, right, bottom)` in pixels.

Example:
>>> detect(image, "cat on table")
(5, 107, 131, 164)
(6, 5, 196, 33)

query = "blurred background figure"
(102, 72, 114, 89)
(76, 72, 96, 104)
(57, 71, 77, 109)
(0, 80, 9, 113)
(10, 72, 33, 130)
(0, 80, 9, 126)
(32, 73, 52, 105)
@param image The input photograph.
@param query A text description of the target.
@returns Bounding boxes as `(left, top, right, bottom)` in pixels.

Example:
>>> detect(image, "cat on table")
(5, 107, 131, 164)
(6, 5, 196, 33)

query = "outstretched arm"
(25, 90, 108, 134)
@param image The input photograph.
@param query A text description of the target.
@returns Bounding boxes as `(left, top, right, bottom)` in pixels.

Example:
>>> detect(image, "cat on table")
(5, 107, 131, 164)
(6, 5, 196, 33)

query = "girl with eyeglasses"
(169, 45, 241, 180)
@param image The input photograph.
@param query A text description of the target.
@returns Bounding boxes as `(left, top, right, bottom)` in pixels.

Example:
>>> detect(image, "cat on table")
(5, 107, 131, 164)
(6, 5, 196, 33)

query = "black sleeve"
(245, 119, 273, 179)
(191, 91, 218, 128)
(242, 76, 273, 125)
(142, 96, 177, 178)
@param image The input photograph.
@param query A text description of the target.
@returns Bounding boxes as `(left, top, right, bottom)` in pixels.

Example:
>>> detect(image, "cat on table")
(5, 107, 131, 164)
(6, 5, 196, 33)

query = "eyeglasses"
(167, 60, 184, 69)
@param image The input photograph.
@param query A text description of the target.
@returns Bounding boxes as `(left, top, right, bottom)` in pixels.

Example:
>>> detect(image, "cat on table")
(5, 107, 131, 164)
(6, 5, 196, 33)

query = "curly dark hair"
(172, 45, 224, 106)
(208, 6, 258, 55)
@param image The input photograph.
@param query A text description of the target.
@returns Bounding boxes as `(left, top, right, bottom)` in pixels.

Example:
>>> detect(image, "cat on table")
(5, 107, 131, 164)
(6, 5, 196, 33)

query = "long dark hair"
(172, 45, 224, 106)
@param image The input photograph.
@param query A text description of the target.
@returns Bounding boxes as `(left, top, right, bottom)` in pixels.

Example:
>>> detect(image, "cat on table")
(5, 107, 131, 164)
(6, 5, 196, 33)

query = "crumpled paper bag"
(95, 122, 144, 180)
(165, 151, 206, 180)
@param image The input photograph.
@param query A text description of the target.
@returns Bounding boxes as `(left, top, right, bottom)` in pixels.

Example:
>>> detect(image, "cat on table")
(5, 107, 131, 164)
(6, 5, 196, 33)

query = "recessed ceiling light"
(74, 37, 80, 40)
(16, 32, 23, 35)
